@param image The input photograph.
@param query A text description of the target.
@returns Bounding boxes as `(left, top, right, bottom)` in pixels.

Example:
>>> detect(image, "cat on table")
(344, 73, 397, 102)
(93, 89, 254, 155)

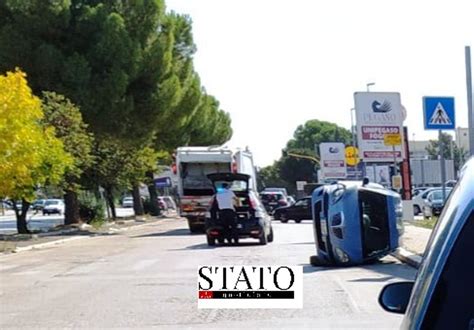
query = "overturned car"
(310, 180, 403, 266)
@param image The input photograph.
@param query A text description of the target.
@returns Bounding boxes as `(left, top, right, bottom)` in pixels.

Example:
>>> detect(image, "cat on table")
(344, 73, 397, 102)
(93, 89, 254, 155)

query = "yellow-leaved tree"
(0, 70, 72, 233)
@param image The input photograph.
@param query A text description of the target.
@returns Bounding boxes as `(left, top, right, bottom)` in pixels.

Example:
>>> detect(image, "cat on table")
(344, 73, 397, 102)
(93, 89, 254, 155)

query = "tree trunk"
(132, 184, 144, 216)
(14, 199, 30, 234)
(64, 190, 80, 225)
(146, 171, 160, 216)
(105, 186, 116, 219)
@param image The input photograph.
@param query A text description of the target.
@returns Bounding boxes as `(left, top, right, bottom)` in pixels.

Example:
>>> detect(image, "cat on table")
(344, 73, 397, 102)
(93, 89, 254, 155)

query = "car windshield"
(45, 201, 59, 205)
(430, 190, 452, 200)
(260, 193, 283, 202)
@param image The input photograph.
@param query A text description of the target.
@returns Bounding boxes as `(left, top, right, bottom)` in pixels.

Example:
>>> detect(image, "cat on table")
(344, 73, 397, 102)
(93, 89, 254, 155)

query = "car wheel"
(259, 230, 268, 245)
(280, 213, 288, 223)
(295, 219, 302, 224)
(207, 235, 216, 246)
(413, 205, 421, 215)
(267, 226, 274, 242)
(217, 238, 225, 244)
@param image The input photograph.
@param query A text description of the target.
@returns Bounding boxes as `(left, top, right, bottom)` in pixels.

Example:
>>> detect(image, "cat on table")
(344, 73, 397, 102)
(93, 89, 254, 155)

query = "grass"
(411, 216, 438, 229)
(89, 218, 106, 230)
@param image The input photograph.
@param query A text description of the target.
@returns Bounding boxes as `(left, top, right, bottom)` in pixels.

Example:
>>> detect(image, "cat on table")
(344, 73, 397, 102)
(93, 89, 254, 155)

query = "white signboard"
(296, 181, 307, 191)
(354, 92, 405, 162)
(319, 143, 347, 179)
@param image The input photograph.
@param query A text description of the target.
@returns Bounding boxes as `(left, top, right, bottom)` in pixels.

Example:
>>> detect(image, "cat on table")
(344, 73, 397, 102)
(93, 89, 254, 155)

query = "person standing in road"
(216, 182, 239, 244)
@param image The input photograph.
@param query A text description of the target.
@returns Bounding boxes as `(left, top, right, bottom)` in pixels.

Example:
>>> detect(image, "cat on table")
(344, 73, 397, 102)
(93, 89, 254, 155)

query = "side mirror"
(378, 281, 414, 314)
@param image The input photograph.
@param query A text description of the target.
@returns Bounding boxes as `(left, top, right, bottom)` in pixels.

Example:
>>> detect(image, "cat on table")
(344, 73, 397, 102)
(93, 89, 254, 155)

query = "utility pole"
(439, 130, 447, 202)
(466, 46, 474, 156)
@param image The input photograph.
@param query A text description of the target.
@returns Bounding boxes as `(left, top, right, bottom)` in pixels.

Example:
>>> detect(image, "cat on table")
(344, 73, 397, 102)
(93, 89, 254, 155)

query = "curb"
(6, 219, 162, 254)
(14, 235, 90, 253)
(391, 247, 422, 268)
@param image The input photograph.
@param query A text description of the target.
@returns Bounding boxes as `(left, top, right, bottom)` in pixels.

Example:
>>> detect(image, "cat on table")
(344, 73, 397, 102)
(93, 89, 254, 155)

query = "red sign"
(361, 126, 400, 140)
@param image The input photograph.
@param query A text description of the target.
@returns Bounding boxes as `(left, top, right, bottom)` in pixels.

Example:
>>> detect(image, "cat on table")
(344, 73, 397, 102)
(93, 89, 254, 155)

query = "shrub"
(79, 198, 105, 223)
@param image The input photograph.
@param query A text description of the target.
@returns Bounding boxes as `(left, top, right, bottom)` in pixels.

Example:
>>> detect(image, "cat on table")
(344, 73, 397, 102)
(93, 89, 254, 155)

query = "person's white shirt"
(216, 188, 236, 210)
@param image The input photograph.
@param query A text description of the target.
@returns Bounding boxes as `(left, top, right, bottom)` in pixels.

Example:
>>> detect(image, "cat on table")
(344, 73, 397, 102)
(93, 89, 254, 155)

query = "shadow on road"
(132, 228, 196, 238)
(168, 241, 263, 251)
(301, 257, 415, 281)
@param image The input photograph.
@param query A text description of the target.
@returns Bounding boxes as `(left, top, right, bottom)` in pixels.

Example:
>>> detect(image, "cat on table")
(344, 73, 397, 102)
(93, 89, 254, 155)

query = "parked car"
(261, 187, 288, 197)
(157, 196, 177, 211)
(205, 173, 274, 246)
(32, 199, 47, 211)
(423, 189, 452, 219)
(286, 196, 296, 205)
(412, 187, 429, 197)
(378, 157, 474, 329)
(273, 197, 311, 223)
(412, 187, 438, 215)
(122, 196, 134, 208)
(260, 192, 288, 214)
(43, 199, 65, 215)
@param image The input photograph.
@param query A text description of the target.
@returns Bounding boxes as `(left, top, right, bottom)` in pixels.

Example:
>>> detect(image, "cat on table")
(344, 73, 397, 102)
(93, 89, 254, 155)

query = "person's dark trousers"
(219, 209, 238, 243)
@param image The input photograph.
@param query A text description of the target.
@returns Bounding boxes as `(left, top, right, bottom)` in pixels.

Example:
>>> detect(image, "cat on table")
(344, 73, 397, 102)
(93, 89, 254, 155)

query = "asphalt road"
(0, 218, 416, 329)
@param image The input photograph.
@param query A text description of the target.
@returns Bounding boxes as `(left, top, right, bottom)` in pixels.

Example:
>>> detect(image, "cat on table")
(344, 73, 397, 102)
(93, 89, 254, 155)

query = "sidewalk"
(0, 213, 177, 253)
(392, 222, 433, 268)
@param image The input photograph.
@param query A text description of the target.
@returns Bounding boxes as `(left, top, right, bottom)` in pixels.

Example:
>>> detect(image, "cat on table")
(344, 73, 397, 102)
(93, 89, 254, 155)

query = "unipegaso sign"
(197, 265, 303, 309)
(354, 92, 405, 162)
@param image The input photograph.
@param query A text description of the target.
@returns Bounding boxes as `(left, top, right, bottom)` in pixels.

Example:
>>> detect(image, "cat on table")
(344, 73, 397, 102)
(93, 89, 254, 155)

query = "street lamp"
(350, 108, 356, 148)
(366, 82, 375, 92)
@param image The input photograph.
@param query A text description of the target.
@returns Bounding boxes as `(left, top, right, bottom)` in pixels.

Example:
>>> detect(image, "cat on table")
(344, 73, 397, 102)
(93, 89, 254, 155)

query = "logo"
(197, 265, 303, 309)
(428, 102, 452, 125)
(371, 100, 392, 113)
(328, 147, 339, 153)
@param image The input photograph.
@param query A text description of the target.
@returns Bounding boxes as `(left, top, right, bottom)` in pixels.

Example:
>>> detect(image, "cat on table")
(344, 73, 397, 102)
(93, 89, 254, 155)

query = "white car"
(412, 188, 438, 215)
(43, 199, 65, 215)
(122, 196, 134, 208)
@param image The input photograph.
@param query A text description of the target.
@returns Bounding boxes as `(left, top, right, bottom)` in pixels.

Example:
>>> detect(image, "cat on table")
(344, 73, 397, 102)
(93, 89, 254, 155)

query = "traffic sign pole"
(439, 130, 447, 202)
(466, 46, 474, 157)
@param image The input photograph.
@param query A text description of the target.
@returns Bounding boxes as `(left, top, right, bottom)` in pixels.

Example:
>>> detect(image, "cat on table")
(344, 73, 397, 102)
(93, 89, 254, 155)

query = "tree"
(277, 120, 352, 191)
(425, 132, 468, 173)
(41, 92, 94, 225)
(0, 70, 72, 233)
(120, 147, 159, 216)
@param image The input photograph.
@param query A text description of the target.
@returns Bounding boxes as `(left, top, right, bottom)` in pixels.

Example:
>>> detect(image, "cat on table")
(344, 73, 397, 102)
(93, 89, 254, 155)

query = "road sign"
(392, 175, 402, 190)
(319, 143, 347, 179)
(345, 146, 359, 166)
(383, 133, 402, 146)
(423, 97, 455, 130)
(155, 177, 172, 188)
(354, 92, 404, 162)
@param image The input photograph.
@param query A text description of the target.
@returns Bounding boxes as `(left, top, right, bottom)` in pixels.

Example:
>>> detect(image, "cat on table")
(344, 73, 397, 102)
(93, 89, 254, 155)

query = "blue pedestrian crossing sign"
(423, 97, 455, 130)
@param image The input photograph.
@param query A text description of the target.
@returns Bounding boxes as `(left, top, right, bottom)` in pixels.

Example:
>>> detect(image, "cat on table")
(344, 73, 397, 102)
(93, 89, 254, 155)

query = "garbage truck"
(310, 180, 403, 266)
(175, 146, 257, 233)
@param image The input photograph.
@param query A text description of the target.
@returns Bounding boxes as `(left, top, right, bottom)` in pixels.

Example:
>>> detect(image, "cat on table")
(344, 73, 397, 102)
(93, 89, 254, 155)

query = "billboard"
(354, 92, 405, 162)
(319, 142, 347, 179)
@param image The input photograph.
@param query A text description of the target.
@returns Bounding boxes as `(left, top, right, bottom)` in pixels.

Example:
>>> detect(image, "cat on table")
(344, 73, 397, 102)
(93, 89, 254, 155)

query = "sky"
(166, 0, 474, 167)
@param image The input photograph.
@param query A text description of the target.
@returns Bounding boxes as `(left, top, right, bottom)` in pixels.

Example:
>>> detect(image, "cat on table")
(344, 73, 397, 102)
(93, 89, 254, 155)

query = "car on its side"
(273, 197, 311, 223)
(43, 199, 65, 215)
(378, 157, 474, 329)
(205, 173, 274, 246)
(423, 189, 452, 219)
(122, 196, 134, 208)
